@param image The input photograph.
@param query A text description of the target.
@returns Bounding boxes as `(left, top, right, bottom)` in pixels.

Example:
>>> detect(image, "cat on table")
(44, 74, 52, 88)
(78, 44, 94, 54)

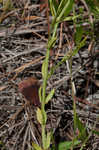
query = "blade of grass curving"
(49, 0, 58, 17)
(56, 0, 67, 17)
(56, 0, 74, 22)
(57, 14, 81, 24)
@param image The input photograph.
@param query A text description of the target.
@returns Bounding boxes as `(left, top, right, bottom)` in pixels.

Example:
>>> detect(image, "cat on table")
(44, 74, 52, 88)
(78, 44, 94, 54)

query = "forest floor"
(0, 1, 99, 150)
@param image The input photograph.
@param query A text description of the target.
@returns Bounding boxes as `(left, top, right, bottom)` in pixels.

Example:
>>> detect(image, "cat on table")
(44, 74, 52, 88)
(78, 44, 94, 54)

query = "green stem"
(41, 48, 50, 149)
(41, 21, 58, 150)
(42, 124, 46, 149)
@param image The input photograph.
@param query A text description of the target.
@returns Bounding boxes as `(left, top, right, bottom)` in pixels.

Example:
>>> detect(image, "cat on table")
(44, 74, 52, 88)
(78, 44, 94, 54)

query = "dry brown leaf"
(18, 77, 40, 107)
(24, 16, 41, 21)
(0, 85, 8, 91)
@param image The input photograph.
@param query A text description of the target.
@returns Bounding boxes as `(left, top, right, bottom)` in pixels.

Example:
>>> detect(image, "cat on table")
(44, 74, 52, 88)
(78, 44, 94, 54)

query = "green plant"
(32, 0, 97, 150)
(58, 140, 81, 150)
(85, 0, 99, 19)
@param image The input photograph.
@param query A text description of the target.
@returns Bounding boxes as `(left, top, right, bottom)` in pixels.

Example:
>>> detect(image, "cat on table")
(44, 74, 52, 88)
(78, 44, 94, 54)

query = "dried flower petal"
(18, 77, 40, 107)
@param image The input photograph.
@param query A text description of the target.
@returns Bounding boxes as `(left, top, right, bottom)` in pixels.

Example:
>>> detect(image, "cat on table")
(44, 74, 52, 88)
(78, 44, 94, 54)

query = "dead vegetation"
(0, 0, 99, 150)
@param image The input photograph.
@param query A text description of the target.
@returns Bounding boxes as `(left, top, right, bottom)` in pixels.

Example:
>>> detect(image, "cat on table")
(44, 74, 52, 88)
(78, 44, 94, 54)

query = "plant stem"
(41, 20, 58, 150)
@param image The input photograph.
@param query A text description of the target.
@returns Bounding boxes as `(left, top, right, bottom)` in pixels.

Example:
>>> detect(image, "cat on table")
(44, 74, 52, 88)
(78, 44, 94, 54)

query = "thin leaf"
(42, 59, 46, 79)
(45, 89, 55, 104)
(39, 86, 42, 103)
(36, 108, 43, 124)
(59, 14, 81, 23)
(58, 140, 80, 150)
(56, 0, 67, 16)
(49, 0, 58, 16)
(56, 0, 74, 22)
(32, 142, 43, 150)
(75, 26, 84, 45)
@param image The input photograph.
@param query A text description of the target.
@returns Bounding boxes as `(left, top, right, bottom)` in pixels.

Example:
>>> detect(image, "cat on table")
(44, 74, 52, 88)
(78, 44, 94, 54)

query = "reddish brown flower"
(18, 77, 40, 107)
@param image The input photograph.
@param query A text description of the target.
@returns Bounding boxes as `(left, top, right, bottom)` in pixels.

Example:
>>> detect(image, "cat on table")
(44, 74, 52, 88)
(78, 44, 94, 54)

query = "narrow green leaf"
(59, 14, 80, 23)
(37, 108, 47, 125)
(39, 86, 42, 103)
(45, 89, 55, 104)
(58, 140, 80, 150)
(52, 0, 59, 12)
(49, 0, 58, 16)
(36, 108, 43, 124)
(45, 132, 51, 149)
(49, 0, 55, 17)
(32, 142, 43, 150)
(42, 59, 46, 79)
(56, 0, 67, 16)
(75, 26, 84, 45)
(56, 0, 74, 22)
(63, 0, 74, 17)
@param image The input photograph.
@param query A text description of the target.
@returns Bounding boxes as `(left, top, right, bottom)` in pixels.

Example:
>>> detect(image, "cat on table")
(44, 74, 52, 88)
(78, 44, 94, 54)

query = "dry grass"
(0, 0, 99, 150)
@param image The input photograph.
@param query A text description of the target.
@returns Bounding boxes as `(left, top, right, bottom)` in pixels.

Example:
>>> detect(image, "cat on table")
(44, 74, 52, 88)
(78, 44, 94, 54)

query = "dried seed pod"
(18, 77, 40, 107)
